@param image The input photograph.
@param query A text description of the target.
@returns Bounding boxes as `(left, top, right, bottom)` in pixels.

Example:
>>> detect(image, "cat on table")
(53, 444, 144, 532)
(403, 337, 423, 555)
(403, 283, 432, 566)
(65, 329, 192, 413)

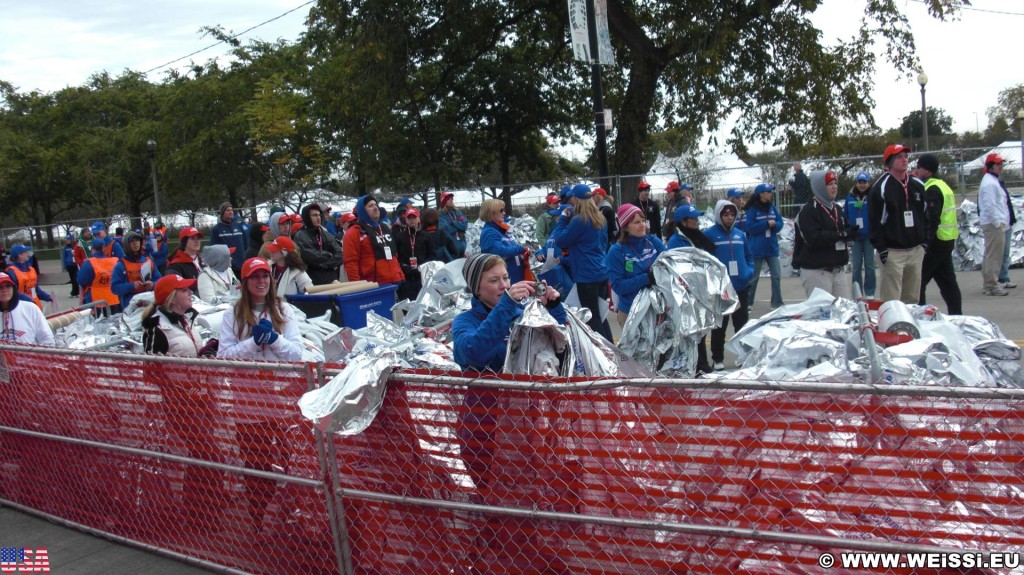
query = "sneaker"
(985, 287, 1009, 296)
(713, 362, 725, 371)
(1002, 281, 1017, 289)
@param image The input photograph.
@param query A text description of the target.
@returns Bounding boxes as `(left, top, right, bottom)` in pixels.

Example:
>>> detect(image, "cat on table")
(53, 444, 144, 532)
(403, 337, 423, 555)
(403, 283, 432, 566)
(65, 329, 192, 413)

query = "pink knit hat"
(617, 204, 643, 230)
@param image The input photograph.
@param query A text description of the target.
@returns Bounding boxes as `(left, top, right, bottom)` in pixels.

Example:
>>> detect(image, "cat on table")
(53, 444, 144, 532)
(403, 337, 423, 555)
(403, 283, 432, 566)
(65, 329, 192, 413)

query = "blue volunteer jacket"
(744, 201, 783, 258)
(553, 214, 608, 283)
(842, 191, 871, 240)
(603, 234, 665, 314)
(705, 200, 754, 291)
(452, 295, 568, 371)
(479, 221, 527, 284)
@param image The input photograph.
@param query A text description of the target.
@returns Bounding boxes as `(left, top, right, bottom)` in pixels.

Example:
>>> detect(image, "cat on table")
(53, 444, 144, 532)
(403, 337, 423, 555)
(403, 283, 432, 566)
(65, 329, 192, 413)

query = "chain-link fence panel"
(0, 345, 340, 575)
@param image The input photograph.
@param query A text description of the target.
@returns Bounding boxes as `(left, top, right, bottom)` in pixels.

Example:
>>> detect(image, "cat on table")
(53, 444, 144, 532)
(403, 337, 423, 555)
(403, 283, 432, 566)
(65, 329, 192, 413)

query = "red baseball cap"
(340, 213, 357, 224)
(986, 153, 1006, 165)
(405, 208, 420, 219)
(0, 274, 13, 287)
(592, 187, 608, 198)
(154, 274, 196, 303)
(637, 181, 652, 191)
(267, 236, 296, 253)
(439, 192, 454, 207)
(241, 257, 272, 280)
(178, 227, 203, 241)
(825, 171, 838, 185)
(290, 214, 303, 223)
(882, 144, 912, 164)
(665, 181, 681, 192)
(290, 222, 304, 236)
(545, 193, 560, 205)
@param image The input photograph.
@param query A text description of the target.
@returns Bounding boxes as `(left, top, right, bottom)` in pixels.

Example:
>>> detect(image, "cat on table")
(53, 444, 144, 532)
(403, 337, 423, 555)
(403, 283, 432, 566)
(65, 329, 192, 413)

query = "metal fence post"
(308, 362, 355, 575)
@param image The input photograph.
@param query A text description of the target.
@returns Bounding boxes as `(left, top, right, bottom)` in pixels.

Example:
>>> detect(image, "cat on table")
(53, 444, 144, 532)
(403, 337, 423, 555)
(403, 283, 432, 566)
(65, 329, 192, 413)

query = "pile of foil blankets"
(954, 197, 1024, 271)
(465, 213, 539, 255)
(618, 247, 739, 376)
(719, 288, 1024, 387)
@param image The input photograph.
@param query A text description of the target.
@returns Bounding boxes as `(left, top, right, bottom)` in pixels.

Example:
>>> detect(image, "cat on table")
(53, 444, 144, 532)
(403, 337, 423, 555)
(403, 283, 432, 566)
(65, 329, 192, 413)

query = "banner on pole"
(567, 0, 614, 65)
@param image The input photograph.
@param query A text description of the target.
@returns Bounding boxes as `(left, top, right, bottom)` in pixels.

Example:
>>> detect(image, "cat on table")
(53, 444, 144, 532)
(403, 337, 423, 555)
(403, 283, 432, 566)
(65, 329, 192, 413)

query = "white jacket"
(143, 308, 204, 357)
(197, 267, 240, 303)
(978, 172, 1010, 228)
(1, 301, 55, 346)
(276, 266, 313, 296)
(216, 300, 303, 361)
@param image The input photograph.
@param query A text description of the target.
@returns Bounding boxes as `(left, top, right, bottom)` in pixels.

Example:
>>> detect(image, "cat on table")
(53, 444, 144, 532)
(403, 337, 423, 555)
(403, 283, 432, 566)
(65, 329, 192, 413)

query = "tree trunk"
(612, 56, 667, 176)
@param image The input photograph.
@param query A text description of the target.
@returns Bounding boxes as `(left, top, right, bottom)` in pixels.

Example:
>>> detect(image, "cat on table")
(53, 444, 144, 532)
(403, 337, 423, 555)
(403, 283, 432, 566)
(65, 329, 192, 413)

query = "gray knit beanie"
(463, 253, 503, 296)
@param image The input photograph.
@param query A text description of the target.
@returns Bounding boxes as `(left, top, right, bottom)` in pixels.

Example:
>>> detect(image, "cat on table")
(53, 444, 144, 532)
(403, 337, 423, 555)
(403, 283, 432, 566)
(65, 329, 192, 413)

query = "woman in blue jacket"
(603, 204, 666, 328)
(704, 200, 753, 370)
(744, 183, 785, 310)
(843, 172, 875, 297)
(552, 184, 611, 340)
(478, 198, 529, 283)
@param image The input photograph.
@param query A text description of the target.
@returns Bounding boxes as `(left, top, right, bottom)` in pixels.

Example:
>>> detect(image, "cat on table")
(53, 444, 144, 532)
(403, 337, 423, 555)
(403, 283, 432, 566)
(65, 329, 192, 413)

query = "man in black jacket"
(916, 154, 962, 314)
(788, 162, 812, 217)
(630, 181, 662, 238)
(868, 144, 928, 304)
(293, 203, 344, 285)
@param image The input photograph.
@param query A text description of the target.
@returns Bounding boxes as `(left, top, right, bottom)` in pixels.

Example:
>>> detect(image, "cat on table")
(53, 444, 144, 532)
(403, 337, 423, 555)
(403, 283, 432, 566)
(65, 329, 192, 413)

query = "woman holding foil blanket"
(604, 203, 666, 327)
(452, 252, 568, 571)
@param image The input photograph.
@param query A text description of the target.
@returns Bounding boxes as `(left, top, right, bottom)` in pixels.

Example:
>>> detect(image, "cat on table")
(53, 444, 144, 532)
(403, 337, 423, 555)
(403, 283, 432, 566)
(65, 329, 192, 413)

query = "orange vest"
(8, 266, 41, 309)
(87, 257, 120, 307)
(122, 256, 155, 293)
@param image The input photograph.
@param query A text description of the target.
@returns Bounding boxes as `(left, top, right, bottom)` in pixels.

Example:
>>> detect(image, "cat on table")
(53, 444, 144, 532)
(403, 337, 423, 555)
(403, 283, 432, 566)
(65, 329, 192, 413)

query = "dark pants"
(711, 287, 750, 363)
(697, 335, 710, 373)
(575, 281, 613, 341)
(919, 247, 962, 315)
(66, 264, 80, 296)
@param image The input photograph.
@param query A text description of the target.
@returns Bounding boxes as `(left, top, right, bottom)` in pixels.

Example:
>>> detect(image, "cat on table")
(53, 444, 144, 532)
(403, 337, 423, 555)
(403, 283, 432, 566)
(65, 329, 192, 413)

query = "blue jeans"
(999, 227, 1012, 283)
(850, 237, 876, 297)
(748, 256, 784, 308)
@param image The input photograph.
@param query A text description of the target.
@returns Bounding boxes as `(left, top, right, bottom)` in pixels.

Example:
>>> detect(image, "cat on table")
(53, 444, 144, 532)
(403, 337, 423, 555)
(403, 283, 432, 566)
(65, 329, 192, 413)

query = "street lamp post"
(917, 72, 929, 151)
(146, 139, 162, 225)
(1017, 109, 1024, 184)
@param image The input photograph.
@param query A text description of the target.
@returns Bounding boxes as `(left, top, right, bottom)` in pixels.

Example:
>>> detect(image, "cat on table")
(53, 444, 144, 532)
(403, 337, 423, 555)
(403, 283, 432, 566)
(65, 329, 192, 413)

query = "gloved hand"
(252, 318, 279, 346)
(198, 338, 219, 357)
(844, 224, 859, 239)
(647, 268, 656, 285)
(878, 250, 888, 265)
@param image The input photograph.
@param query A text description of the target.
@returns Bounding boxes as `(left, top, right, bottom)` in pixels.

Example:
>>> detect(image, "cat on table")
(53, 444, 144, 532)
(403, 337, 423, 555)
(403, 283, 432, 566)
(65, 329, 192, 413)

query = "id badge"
(836, 241, 847, 251)
(765, 227, 771, 238)
(516, 255, 521, 266)
(903, 210, 914, 227)
(728, 261, 738, 276)
(547, 247, 555, 259)
(856, 217, 863, 228)
(625, 260, 634, 272)
(383, 246, 393, 260)
(409, 256, 418, 269)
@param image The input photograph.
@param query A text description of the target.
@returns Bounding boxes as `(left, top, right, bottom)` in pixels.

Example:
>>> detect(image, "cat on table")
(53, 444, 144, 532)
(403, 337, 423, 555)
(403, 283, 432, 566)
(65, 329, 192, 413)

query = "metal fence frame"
(3, 345, 1024, 573)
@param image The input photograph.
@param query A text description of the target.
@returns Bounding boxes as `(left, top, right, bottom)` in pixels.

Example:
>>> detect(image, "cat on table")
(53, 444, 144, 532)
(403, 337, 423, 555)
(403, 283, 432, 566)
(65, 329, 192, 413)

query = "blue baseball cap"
(570, 183, 593, 199)
(90, 221, 106, 235)
(10, 245, 32, 258)
(855, 172, 871, 182)
(754, 183, 775, 194)
(680, 183, 693, 191)
(397, 198, 413, 207)
(726, 188, 744, 198)
(90, 238, 105, 251)
(674, 204, 704, 222)
(559, 185, 572, 201)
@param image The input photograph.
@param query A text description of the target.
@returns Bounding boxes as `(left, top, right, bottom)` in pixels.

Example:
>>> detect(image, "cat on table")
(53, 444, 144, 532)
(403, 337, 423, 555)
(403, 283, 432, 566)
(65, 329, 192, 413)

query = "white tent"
(647, 150, 764, 192)
(963, 141, 1023, 174)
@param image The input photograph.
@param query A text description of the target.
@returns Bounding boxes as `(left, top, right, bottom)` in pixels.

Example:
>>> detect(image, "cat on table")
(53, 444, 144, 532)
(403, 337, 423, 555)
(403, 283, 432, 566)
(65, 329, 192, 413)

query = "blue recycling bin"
(286, 283, 398, 329)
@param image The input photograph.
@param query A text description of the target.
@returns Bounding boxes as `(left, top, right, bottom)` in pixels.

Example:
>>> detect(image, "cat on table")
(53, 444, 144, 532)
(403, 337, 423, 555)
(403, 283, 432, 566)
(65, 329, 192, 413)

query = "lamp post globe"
(917, 72, 929, 151)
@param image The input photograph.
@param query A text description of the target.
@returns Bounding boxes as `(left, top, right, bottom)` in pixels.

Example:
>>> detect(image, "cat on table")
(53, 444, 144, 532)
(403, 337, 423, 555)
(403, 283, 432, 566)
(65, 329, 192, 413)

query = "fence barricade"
(2, 345, 1024, 574)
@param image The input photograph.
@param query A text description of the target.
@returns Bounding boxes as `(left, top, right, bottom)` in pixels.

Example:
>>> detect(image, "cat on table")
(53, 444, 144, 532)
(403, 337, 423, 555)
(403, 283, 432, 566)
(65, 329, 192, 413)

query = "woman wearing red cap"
(166, 227, 205, 293)
(217, 257, 303, 361)
(438, 192, 468, 257)
(266, 236, 312, 296)
(141, 275, 214, 357)
(0, 273, 54, 346)
(393, 208, 436, 301)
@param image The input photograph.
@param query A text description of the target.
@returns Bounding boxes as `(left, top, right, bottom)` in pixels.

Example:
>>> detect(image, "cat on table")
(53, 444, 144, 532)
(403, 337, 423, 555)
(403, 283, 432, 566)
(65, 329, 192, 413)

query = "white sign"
(567, 0, 615, 65)
(603, 109, 613, 130)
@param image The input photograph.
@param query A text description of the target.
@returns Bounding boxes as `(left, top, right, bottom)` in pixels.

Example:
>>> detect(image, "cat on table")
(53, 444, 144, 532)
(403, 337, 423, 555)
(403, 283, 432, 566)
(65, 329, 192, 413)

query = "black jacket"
(794, 199, 850, 270)
(293, 204, 344, 284)
(630, 198, 662, 238)
(394, 228, 436, 282)
(867, 172, 928, 252)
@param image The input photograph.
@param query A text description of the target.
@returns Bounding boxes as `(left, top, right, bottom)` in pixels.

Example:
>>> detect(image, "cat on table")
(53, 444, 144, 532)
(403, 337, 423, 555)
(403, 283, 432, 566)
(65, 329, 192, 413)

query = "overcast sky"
(1, 0, 1022, 141)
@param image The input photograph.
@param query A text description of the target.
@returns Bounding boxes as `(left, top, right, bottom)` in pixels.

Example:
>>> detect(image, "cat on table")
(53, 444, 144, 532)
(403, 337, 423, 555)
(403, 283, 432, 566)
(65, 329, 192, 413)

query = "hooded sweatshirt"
(197, 244, 239, 302)
(744, 195, 783, 258)
(703, 200, 753, 291)
(267, 212, 289, 240)
(293, 203, 344, 285)
(111, 231, 162, 309)
(794, 171, 850, 270)
(342, 196, 404, 284)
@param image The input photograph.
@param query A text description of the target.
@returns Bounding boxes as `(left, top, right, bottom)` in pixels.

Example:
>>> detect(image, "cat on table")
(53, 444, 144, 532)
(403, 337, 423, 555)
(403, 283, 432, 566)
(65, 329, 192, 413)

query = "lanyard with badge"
(408, 232, 417, 269)
(814, 198, 846, 252)
(375, 227, 393, 260)
(897, 176, 914, 227)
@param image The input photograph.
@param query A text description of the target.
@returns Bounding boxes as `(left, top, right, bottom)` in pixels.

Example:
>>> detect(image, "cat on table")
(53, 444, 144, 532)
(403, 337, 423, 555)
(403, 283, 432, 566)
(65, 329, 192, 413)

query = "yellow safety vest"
(924, 177, 958, 242)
